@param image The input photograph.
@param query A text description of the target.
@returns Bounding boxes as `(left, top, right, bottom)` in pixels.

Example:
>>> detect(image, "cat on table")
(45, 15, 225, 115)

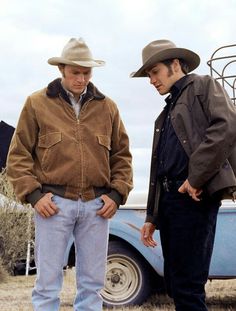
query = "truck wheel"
(102, 240, 151, 307)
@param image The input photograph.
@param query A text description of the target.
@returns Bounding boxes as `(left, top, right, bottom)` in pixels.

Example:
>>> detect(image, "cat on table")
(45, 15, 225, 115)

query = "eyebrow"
(72, 69, 91, 74)
(146, 66, 158, 76)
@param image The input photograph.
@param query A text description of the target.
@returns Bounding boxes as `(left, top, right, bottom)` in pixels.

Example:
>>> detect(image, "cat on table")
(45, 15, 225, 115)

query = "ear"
(172, 59, 181, 73)
(58, 65, 65, 78)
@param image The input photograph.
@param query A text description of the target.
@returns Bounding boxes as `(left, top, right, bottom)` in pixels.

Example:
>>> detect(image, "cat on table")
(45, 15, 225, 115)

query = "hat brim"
(131, 48, 200, 77)
(48, 57, 105, 67)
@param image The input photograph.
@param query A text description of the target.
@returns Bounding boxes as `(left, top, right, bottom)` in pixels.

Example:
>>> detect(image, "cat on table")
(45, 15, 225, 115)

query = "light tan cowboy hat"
(48, 38, 105, 67)
(131, 39, 200, 77)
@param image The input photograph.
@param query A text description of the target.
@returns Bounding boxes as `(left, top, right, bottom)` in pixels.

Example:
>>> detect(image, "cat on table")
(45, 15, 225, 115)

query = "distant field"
(0, 270, 235, 310)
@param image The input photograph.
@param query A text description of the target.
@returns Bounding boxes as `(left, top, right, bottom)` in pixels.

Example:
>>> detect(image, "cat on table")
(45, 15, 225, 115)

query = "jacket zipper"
(77, 98, 93, 197)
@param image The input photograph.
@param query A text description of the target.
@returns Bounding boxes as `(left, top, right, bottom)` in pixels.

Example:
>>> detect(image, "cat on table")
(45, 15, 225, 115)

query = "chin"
(158, 90, 168, 95)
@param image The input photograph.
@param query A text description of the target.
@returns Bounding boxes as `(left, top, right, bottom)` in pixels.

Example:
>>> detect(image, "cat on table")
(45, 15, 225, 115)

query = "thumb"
(144, 225, 150, 238)
(178, 182, 186, 193)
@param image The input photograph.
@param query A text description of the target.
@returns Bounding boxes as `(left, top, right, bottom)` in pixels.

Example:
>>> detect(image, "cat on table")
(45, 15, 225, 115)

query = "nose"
(76, 74, 85, 83)
(149, 76, 156, 85)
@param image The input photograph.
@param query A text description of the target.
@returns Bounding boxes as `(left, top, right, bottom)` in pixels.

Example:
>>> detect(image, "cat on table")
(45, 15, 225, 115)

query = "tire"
(102, 240, 152, 308)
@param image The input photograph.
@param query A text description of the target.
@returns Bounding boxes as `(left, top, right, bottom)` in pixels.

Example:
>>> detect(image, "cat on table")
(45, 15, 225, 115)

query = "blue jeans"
(32, 195, 109, 311)
(159, 190, 220, 311)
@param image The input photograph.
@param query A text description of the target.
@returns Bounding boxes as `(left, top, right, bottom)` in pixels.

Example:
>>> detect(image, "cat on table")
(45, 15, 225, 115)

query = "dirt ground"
(0, 270, 235, 310)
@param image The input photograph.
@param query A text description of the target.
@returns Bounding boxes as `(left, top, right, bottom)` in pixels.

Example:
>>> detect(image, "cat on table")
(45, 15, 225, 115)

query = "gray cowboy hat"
(48, 38, 105, 67)
(131, 39, 200, 77)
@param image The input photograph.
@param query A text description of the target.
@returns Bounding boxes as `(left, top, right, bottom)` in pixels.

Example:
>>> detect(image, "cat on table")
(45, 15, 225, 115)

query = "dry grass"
(0, 258, 8, 283)
(0, 205, 34, 273)
(0, 172, 35, 274)
(0, 270, 235, 310)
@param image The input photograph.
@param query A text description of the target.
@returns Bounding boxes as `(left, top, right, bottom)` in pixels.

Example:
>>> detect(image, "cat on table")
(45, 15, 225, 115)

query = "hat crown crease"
(142, 40, 176, 63)
(61, 39, 93, 61)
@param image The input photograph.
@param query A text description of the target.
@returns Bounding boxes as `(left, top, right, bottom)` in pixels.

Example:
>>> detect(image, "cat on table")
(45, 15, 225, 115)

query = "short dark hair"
(162, 58, 189, 74)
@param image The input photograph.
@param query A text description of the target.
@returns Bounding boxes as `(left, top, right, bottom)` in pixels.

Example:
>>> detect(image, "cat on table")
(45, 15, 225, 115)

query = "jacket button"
(151, 182, 155, 186)
(155, 128, 160, 132)
(183, 140, 187, 144)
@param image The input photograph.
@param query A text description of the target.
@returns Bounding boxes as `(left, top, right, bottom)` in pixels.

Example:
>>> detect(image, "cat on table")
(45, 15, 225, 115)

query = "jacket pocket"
(38, 132, 62, 171)
(97, 135, 111, 151)
(38, 132, 62, 148)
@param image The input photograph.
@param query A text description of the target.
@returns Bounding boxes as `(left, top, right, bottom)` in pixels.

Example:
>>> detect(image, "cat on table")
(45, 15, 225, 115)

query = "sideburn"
(162, 59, 175, 77)
(167, 65, 174, 77)
(58, 65, 66, 78)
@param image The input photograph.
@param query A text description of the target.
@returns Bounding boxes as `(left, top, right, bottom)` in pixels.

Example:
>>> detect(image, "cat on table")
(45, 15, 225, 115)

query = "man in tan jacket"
(7, 38, 133, 311)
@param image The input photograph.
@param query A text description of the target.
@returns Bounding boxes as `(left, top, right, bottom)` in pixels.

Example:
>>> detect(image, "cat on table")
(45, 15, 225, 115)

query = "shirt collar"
(170, 75, 188, 97)
(61, 82, 87, 103)
(165, 75, 188, 105)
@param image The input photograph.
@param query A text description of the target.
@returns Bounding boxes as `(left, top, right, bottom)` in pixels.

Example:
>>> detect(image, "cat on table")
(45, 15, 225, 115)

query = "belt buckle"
(163, 177, 170, 192)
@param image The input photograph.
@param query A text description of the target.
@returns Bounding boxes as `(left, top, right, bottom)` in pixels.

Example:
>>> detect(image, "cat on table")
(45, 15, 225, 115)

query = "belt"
(160, 176, 185, 192)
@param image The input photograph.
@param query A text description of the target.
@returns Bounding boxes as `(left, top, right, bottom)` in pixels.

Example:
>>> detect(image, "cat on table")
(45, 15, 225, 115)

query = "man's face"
(60, 65, 92, 98)
(147, 61, 180, 95)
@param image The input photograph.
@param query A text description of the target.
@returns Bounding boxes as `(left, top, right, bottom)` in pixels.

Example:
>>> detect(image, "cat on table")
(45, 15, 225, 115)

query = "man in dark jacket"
(131, 39, 236, 311)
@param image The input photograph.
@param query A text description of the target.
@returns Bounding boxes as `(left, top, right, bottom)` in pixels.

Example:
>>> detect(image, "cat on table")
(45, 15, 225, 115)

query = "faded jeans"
(32, 195, 109, 311)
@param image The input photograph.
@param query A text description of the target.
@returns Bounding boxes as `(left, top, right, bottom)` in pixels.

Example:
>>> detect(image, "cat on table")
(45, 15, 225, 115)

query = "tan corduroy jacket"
(7, 79, 133, 206)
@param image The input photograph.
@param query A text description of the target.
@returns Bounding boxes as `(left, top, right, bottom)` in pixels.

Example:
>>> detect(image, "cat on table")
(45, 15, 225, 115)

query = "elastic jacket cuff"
(107, 189, 123, 208)
(145, 214, 155, 223)
(26, 188, 45, 207)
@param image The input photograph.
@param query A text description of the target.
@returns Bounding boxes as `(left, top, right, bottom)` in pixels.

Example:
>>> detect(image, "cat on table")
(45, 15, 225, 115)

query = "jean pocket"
(95, 196, 104, 206)
(51, 194, 60, 205)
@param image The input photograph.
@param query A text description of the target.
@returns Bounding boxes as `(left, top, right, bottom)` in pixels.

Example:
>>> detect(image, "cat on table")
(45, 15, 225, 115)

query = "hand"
(178, 179, 203, 201)
(141, 222, 157, 247)
(96, 194, 118, 219)
(34, 192, 59, 218)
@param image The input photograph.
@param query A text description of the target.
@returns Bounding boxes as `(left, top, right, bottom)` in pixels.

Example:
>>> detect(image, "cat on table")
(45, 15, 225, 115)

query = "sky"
(0, 0, 235, 194)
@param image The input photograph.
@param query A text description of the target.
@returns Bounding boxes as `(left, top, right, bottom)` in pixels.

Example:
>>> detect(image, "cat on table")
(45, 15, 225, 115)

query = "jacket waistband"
(42, 184, 110, 200)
